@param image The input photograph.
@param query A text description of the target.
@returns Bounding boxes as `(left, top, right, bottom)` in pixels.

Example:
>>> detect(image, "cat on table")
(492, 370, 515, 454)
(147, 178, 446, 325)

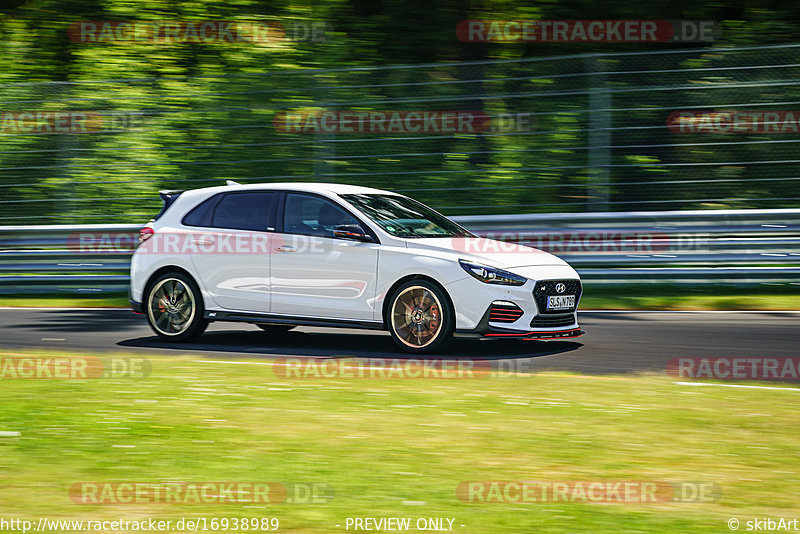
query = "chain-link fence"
(1, 42, 799, 224)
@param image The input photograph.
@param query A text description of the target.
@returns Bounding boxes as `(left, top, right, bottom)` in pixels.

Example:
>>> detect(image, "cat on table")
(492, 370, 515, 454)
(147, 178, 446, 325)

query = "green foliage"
(0, 1, 799, 222)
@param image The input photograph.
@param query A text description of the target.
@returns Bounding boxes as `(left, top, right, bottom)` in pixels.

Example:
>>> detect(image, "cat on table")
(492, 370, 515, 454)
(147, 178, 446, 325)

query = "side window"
(283, 193, 358, 238)
(209, 192, 276, 231)
(182, 195, 219, 227)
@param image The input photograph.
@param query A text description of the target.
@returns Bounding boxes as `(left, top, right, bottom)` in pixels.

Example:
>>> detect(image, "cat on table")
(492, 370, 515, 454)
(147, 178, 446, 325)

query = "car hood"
(405, 237, 569, 269)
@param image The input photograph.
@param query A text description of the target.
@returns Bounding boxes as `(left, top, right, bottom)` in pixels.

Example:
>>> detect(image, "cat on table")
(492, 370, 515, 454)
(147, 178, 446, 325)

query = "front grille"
(533, 279, 582, 314)
(530, 313, 576, 328)
(488, 302, 524, 323)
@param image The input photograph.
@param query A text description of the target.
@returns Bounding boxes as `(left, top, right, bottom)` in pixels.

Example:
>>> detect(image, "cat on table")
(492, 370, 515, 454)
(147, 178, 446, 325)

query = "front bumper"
(455, 304, 584, 340)
(445, 264, 582, 330)
(129, 299, 144, 314)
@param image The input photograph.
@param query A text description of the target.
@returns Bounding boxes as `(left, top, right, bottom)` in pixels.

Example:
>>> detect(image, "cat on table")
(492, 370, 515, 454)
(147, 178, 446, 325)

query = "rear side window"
(183, 192, 276, 231)
(211, 192, 276, 231)
(182, 196, 219, 227)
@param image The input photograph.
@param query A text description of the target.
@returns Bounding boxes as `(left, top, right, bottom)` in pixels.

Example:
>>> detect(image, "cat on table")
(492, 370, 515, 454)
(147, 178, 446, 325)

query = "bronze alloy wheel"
(390, 285, 445, 349)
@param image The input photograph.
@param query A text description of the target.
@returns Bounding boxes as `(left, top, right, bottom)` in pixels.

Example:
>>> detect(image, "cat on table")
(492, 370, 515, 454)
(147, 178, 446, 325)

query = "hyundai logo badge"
(555, 283, 566, 294)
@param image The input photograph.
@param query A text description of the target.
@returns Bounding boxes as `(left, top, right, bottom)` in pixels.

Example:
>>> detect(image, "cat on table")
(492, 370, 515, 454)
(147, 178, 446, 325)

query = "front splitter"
(483, 328, 584, 340)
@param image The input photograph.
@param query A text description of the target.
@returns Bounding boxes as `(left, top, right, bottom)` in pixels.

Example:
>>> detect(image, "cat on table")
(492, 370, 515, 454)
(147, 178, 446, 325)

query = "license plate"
(547, 295, 575, 310)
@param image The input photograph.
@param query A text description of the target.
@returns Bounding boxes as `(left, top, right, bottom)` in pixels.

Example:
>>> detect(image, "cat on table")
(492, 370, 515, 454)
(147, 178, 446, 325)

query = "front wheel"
(145, 272, 208, 342)
(387, 280, 454, 354)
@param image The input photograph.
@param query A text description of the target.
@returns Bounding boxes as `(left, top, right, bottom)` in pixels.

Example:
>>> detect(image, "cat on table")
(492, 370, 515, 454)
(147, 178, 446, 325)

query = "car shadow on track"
(118, 328, 583, 361)
(12, 309, 144, 332)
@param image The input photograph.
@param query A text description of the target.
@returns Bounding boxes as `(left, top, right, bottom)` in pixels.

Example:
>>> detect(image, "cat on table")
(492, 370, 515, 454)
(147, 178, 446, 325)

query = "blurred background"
(0, 0, 799, 223)
(0, 0, 799, 304)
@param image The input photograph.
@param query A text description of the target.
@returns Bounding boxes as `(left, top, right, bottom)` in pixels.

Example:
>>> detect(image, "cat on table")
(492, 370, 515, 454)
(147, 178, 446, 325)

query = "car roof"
(183, 182, 394, 198)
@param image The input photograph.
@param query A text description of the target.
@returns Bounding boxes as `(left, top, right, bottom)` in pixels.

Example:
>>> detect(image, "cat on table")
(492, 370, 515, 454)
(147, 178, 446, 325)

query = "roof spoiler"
(159, 189, 184, 201)
(155, 189, 185, 221)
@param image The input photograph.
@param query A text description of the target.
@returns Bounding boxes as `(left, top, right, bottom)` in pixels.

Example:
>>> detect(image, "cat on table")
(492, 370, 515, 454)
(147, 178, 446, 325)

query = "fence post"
(313, 73, 335, 182)
(586, 56, 610, 212)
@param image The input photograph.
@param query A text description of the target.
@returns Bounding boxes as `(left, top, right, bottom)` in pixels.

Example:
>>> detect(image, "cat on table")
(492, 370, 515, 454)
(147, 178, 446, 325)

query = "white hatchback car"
(129, 182, 583, 353)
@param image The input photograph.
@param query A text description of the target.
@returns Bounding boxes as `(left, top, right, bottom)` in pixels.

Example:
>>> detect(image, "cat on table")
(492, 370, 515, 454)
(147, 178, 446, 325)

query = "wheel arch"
(142, 265, 203, 308)
(381, 274, 455, 329)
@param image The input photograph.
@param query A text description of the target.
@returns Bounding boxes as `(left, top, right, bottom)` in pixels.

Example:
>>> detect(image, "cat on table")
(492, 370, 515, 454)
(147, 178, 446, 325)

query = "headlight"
(459, 259, 527, 286)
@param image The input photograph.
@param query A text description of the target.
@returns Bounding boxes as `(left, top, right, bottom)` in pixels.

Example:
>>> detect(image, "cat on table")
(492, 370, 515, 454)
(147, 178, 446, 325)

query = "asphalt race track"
(0, 308, 796, 375)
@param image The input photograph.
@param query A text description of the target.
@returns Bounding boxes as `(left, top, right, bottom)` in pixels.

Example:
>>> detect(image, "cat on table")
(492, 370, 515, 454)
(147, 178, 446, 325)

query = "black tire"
(386, 279, 454, 354)
(255, 324, 296, 333)
(144, 272, 208, 342)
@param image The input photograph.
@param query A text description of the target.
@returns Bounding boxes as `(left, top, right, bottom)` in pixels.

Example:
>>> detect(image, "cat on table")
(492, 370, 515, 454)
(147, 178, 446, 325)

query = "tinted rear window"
(183, 192, 276, 231)
(182, 196, 219, 227)
(211, 192, 276, 231)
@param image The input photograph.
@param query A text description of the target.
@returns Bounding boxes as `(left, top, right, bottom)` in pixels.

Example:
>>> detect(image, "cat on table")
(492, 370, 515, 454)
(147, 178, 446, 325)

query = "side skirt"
(203, 309, 385, 331)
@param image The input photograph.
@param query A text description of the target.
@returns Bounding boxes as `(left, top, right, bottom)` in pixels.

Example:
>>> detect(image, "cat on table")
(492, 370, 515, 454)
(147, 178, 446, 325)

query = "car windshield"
(341, 193, 473, 238)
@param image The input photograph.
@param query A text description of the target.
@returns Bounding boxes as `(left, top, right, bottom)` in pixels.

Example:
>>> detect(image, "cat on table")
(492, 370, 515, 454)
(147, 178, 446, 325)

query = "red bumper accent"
(487, 302, 524, 323)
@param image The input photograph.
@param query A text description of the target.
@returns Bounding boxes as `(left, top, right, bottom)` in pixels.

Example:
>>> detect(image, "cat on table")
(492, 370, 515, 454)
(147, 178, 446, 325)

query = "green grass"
(0, 295, 129, 308)
(580, 285, 800, 310)
(0, 350, 798, 532)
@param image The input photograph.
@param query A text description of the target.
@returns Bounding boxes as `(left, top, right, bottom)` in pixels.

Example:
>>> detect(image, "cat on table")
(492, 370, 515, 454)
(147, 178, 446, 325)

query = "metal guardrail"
(0, 224, 139, 294)
(454, 208, 800, 285)
(0, 209, 798, 294)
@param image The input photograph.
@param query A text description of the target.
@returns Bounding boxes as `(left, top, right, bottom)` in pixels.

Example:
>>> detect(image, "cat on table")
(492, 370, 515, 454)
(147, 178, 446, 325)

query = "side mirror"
(333, 224, 372, 242)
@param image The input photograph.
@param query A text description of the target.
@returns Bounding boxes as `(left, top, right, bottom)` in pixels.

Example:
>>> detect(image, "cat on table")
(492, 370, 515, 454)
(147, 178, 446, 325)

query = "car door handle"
(276, 246, 298, 252)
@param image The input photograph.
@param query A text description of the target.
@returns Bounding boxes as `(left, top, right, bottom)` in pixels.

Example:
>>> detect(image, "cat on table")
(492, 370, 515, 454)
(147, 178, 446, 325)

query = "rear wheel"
(255, 324, 296, 334)
(387, 280, 454, 354)
(145, 272, 208, 342)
